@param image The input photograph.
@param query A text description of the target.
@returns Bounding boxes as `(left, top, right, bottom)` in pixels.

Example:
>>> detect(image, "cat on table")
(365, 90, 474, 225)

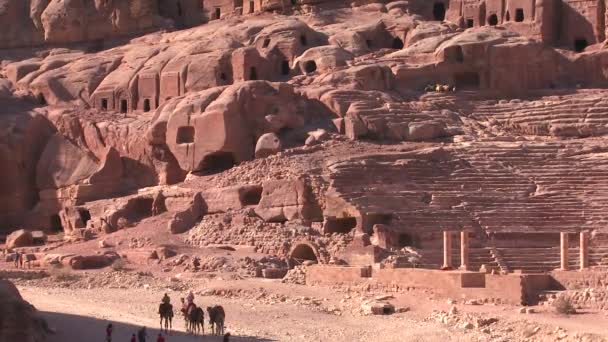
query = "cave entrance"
(281, 60, 290, 75)
(120, 99, 128, 113)
(574, 39, 588, 53)
(197, 152, 236, 174)
(38, 93, 47, 105)
(240, 186, 263, 206)
(433, 2, 446, 21)
(391, 37, 404, 49)
(176, 126, 195, 144)
(397, 233, 414, 248)
(300, 34, 308, 46)
(304, 60, 317, 73)
(290, 244, 318, 266)
(505, 11, 510, 21)
(488, 14, 498, 26)
(515, 8, 524, 22)
(454, 71, 480, 89)
(324, 217, 357, 234)
(77, 208, 91, 227)
(466, 19, 474, 28)
(143, 99, 151, 112)
(263, 38, 271, 48)
(249, 1, 254, 13)
(249, 67, 258, 80)
(214, 7, 221, 20)
(50, 214, 63, 233)
(101, 98, 108, 110)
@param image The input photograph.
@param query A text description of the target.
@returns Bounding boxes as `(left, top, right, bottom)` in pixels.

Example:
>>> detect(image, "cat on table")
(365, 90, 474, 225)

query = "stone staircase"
(496, 247, 581, 273)
(411, 247, 499, 271)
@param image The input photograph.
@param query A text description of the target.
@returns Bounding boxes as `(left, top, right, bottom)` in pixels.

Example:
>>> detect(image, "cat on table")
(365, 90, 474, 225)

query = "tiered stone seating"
(328, 140, 608, 270)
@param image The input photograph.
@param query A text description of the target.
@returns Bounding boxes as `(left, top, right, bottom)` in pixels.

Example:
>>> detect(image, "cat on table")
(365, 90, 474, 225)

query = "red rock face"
(2, 0, 608, 264)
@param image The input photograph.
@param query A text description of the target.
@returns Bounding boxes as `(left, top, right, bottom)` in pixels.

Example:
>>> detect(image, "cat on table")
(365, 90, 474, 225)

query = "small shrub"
(111, 259, 128, 271)
(49, 265, 79, 282)
(553, 296, 576, 315)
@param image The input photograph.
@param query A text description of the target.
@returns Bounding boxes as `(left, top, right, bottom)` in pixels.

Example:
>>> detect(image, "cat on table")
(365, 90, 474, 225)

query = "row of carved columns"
(442, 231, 590, 272)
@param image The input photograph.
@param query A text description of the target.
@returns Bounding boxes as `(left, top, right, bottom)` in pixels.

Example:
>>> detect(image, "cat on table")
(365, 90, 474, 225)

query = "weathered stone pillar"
(442, 231, 453, 270)
(580, 231, 589, 270)
(560, 232, 569, 271)
(460, 230, 469, 271)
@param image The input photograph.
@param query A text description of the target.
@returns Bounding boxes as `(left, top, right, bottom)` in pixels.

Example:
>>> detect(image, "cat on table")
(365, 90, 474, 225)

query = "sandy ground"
(16, 276, 608, 342)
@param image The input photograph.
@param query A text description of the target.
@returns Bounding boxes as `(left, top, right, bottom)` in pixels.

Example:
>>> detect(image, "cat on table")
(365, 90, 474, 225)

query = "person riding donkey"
(162, 293, 171, 305)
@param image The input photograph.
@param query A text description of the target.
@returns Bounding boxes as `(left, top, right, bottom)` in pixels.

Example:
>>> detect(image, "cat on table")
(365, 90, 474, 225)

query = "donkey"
(158, 302, 173, 334)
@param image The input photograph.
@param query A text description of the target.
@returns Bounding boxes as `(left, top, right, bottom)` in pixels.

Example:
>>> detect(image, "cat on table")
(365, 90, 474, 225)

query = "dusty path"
(18, 284, 477, 342)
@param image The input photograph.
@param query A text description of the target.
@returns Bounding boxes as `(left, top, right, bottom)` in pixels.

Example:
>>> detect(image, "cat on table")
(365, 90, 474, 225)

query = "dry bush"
(49, 265, 79, 282)
(553, 296, 576, 315)
(111, 259, 128, 271)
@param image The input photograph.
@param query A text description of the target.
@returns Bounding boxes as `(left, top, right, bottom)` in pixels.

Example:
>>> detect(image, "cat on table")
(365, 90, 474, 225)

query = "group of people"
(105, 324, 165, 342)
(424, 83, 457, 92)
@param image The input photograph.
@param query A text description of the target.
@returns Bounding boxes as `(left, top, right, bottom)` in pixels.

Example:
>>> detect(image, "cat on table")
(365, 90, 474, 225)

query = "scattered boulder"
(6, 229, 33, 249)
(0, 280, 49, 342)
(255, 133, 282, 158)
(68, 252, 120, 270)
(361, 301, 395, 315)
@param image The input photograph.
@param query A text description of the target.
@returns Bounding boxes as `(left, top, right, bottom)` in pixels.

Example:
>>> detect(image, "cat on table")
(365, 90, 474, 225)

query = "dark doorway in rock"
(324, 217, 357, 234)
(488, 14, 498, 26)
(574, 39, 588, 53)
(454, 71, 480, 89)
(505, 11, 510, 21)
(197, 152, 236, 174)
(433, 2, 446, 21)
(263, 38, 271, 48)
(397, 234, 413, 248)
(220, 72, 227, 83)
(250, 67, 258, 80)
(300, 34, 308, 46)
(50, 214, 63, 233)
(77, 208, 91, 227)
(281, 60, 290, 75)
(37, 93, 47, 105)
(392, 37, 404, 49)
(240, 186, 263, 205)
(120, 99, 128, 113)
(366, 39, 373, 48)
(176, 126, 195, 144)
(515, 8, 524, 22)
(215, 7, 221, 20)
(143, 99, 151, 112)
(177, 1, 183, 16)
(249, 1, 255, 13)
(466, 19, 474, 28)
(101, 98, 108, 110)
(290, 244, 318, 266)
(304, 60, 317, 73)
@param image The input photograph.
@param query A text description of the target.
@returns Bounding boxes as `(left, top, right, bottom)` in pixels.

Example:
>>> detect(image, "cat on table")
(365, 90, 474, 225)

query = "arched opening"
(433, 2, 446, 21)
(197, 152, 236, 174)
(176, 126, 195, 144)
(454, 72, 480, 89)
(300, 34, 308, 46)
(120, 99, 128, 113)
(290, 244, 318, 267)
(101, 98, 108, 110)
(324, 217, 357, 234)
(488, 14, 498, 26)
(240, 186, 263, 206)
(177, 2, 183, 17)
(38, 93, 47, 105)
(77, 208, 91, 227)
(391, 37, 404, 49)
(304, 60, 317, 73)
(50, 214, 63, 233)
(574, 39, 588, 53)
(515, 8, 524, 22)
(466, 19, 474, 28)
(281, 60, 290, 75)
(143, 99, 151, 112)
(214, 7, 221, 20)
(249, 67, 258, 80)
(505, 11, 510, 21)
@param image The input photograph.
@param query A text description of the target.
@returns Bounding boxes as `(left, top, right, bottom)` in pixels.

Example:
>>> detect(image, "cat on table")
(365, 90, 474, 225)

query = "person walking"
(105, 323, 113, 342)
(130, 334, 136, 342)
(137, 327, 148, 342)
(156, 333, 166, 342)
